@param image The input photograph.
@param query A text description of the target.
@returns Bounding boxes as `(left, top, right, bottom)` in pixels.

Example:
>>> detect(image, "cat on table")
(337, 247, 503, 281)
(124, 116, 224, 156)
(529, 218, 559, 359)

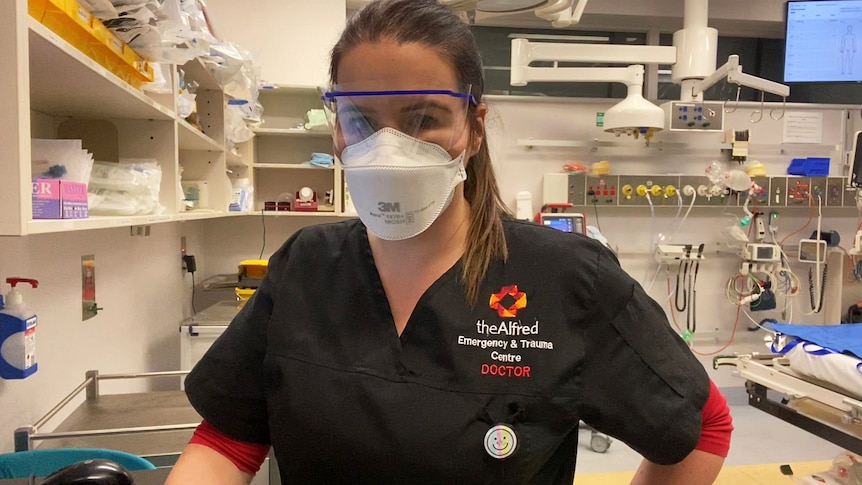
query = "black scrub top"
(185, 218, 710, 484)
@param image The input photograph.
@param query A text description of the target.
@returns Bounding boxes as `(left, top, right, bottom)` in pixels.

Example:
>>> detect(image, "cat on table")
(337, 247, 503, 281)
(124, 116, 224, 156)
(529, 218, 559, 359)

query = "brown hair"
(330, 0, 510, 305)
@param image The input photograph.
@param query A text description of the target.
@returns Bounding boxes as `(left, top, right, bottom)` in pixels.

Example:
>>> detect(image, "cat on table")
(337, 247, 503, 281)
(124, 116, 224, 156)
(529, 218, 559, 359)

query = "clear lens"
(321, 84, 474, 154)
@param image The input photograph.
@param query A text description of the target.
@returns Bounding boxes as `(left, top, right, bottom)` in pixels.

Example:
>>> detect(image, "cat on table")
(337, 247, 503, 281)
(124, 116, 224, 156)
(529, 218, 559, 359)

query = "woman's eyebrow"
(400, 101, 453, 114)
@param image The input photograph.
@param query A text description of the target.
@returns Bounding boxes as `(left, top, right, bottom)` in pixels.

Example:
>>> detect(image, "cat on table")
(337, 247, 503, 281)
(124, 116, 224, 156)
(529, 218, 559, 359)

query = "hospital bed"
(714, 352, 862, 455)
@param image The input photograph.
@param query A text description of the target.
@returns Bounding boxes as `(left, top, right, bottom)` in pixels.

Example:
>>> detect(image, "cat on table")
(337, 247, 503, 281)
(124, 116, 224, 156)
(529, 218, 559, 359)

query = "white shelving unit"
(0, 1, 250, 236)
(245, 85, 346, 215)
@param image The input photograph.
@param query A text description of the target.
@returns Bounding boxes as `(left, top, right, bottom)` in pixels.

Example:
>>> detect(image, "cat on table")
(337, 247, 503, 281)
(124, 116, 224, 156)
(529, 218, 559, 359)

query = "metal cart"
(714, 353, 862, 455)
(13, 370, 274, 484)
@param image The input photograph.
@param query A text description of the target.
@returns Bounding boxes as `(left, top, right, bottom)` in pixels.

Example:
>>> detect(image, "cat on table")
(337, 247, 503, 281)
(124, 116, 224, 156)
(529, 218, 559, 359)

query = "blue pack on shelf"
(787, 157, 830, 177)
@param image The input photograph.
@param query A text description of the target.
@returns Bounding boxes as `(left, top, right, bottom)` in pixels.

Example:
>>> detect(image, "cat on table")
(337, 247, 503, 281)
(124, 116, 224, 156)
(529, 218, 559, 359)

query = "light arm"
(690, 55, 790, 99)
(534, 0, 590, 28)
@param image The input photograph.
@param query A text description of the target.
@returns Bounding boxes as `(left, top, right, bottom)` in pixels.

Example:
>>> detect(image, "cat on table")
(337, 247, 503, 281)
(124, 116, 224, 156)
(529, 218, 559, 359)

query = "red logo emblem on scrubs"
(489, 285, 527, 318)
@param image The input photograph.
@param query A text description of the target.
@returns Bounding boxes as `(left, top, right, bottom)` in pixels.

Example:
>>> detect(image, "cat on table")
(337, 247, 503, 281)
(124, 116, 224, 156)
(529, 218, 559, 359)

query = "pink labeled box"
(32, 179, 89, 219)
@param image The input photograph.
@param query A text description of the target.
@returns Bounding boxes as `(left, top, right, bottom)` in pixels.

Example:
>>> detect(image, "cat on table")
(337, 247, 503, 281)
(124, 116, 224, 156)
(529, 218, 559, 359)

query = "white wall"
(482, 95, 862, 385)
(204, 0, 347, 87)
(0, 222, 204, 453)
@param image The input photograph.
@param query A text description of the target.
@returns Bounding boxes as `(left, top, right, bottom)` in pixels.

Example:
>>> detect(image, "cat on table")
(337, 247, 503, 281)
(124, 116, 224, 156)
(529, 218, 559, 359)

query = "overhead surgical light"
(509, 0, 791, 139)
(511, 40, 669, 139)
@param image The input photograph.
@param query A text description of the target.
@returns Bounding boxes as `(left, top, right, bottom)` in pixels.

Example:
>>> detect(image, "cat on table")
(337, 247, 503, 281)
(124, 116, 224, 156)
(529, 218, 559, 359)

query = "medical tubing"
(779, 194, 814, 247)
(813, 195, 823, 312)
(642, 193, 657, 285)
(689, 244, 704, 333)
(671, 192, 683, 235)
(690, 306, 742, 357)
(675, 262, 688, 312)
(592, 201, 602, 232)
(808, 264, 828, 313)
(725, 273, 762, 306)
(644, 261, 664, 294)
(672, 192, 697, 241)
(665, 277, 683, 333)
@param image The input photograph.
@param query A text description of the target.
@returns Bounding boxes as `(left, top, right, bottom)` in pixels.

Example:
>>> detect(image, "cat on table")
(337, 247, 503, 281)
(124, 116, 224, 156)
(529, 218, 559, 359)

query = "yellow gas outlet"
(622, 184, 634, 200)
(649, 185, 663, 197)
(664, 185, 677, 198)
(636, 185, 648, 197)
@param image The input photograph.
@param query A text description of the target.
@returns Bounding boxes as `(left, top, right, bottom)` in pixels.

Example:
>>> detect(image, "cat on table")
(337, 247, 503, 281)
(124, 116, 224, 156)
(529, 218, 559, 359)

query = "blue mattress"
(767, 323, 862, 359)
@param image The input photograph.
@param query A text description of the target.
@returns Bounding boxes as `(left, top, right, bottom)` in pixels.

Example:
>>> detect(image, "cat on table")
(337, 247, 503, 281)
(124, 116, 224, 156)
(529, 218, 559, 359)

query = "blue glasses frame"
(321, 89, 479, 107)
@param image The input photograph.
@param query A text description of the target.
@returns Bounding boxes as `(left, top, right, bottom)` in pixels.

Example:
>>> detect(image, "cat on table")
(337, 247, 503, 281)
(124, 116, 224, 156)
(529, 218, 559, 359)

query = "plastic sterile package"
(201, 42, 260, 103)
(88, 160, 161, 192)
(225, 105, 255, 145)
(31, 139, 94, 184)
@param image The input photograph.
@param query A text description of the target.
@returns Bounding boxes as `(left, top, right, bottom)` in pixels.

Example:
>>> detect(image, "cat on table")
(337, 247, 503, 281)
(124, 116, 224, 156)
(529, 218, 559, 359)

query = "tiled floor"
(573, 386, 849, 483)
(575, 460, 833, 485)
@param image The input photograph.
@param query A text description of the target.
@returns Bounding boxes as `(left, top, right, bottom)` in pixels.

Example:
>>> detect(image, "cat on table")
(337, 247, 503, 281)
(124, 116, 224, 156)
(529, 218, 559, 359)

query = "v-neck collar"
(357, 223, 463, 348)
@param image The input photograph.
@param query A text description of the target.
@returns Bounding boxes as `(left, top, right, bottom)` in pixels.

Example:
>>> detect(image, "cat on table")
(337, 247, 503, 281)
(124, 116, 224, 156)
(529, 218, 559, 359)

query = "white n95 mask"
(340, 128, 467, 241)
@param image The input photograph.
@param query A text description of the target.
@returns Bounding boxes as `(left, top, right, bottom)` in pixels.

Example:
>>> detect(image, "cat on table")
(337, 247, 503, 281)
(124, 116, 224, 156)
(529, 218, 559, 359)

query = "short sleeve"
(578, 248, 710, 465)
(184, 233, 297, 444)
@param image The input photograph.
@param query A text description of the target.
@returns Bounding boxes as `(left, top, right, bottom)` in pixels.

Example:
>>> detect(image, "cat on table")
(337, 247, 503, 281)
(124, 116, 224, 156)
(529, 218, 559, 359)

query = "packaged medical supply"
(0, 278, 39, 380)
(32, 179, 89, 220)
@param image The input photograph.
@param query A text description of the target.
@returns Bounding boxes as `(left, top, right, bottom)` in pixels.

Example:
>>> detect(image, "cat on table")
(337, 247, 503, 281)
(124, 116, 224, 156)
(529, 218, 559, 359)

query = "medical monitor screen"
(785, 1, 862, 82)
(541, 214, 584, 235)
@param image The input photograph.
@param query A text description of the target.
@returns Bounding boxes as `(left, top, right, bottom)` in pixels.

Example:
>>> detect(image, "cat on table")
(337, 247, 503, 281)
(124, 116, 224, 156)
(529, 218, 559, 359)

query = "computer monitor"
(539, 213, 586, 235)
(784, 0, 862, 83)
(851, 130, 862, 187)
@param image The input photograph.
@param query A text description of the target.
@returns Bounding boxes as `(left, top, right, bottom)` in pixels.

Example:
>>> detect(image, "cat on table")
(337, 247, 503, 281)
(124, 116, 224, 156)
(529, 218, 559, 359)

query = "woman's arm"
(631, 380, 732, 484)
(166, 444, 253, 485)
(631, 449, 724, 485)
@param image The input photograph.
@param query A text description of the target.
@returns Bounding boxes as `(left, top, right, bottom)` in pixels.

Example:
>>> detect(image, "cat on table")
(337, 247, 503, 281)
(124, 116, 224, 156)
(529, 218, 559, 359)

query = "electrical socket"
(738, 176, 770, 207)
(787, 177, 811, 206)
(566, 172, 587, 206)
(826, 177, 845, 207)
(809, 177, 828, 206)
(769, 177, 788, 207)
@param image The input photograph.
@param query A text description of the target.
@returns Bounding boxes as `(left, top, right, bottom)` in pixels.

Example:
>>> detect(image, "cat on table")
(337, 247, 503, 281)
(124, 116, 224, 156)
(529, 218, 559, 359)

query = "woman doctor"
(167, 0, 732, 483)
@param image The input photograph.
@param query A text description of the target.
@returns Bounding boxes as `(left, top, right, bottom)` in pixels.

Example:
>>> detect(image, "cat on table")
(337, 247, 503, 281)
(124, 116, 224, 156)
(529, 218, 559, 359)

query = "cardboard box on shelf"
(32, 179, 89, 219)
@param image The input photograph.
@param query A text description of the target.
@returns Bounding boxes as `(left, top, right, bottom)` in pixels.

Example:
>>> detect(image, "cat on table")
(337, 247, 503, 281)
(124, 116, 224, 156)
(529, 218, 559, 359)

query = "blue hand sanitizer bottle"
(0, 277, 39, 379)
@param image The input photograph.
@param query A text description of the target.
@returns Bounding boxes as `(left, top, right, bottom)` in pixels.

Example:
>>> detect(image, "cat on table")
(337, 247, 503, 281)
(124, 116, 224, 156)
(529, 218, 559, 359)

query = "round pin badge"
(484, 424, 517, 459)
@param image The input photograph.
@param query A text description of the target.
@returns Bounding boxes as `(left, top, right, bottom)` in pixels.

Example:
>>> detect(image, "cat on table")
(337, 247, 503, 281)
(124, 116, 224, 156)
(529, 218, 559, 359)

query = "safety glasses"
(321, 84, 478, 154)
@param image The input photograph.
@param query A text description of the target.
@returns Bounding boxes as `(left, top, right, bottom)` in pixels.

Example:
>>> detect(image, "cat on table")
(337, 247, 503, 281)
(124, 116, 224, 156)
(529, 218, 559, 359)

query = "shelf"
(259, 84, 321, 94)
(178, 120, 223, 151)
(28, 20, 174, 121)
(25, 211, 246, 234)
(260, 211, 344, 217)
(253, 128, 331, 136)
(253, 163, 334, 170)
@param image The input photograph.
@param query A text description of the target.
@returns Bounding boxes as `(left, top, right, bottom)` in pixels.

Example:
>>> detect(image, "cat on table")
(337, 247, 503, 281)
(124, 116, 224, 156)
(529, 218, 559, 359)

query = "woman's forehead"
(336, 40, 460, 91)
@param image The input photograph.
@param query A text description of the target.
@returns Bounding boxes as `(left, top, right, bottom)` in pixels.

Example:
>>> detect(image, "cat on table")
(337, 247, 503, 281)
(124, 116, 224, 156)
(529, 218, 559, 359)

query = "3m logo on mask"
(378, 202, 401, 213)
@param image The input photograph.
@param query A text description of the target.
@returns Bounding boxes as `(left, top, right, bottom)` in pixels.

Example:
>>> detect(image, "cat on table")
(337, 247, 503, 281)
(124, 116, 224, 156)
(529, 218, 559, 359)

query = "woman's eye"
(407, 115, 437, 131)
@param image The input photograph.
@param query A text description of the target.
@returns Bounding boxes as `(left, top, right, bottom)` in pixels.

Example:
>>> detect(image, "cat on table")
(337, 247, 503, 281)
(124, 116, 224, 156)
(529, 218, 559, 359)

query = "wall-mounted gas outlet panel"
(617, 175, 681, 207)
(586, 175, 619, 205)
(787, 177, 811, 206)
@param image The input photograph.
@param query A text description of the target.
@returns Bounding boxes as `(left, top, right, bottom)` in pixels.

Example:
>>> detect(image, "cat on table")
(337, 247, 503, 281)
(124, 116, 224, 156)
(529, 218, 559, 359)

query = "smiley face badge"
(484, 424, 517, 459)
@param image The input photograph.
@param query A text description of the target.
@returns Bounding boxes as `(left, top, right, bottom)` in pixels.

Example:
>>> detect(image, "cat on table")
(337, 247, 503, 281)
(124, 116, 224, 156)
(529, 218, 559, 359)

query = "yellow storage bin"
(28, 0, 48, 22)
(235, 288, 256, 302)
(35, 0, 154, 89)
(41, 0, 95, 57)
